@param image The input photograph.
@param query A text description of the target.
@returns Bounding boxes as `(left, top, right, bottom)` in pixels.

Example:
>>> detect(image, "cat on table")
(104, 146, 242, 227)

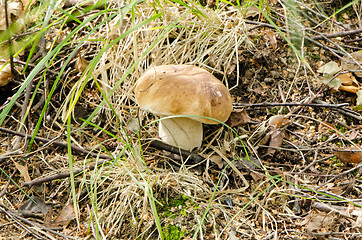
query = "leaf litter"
(0, 0, 362, 239)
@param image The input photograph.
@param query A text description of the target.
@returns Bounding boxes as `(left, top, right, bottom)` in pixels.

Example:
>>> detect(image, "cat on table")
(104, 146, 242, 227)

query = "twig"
(0, 206, 44, 239)
(312, 99, 362, 121)
(147, 140, 205, 164)
(311, 28, 362, 40)
(0, 127, 111, 160)
(233, 102, 349, 108)
(1, 204, 75, 239)
(22, 158, 110, 186)
(0, 170, 16, 198)
(315, 162, 362, 191)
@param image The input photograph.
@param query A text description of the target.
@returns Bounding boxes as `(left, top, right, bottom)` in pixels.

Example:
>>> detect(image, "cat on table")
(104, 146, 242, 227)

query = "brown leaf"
(18, 196, 52, 216)
(13, 161, 31, 182)
(0, 63, 13, 87)
(303, 210, 337, 233)
(341, 51, 362, 78)
(226, 109, 251, 127)
(245, 6, 260, 18)
(338, 85, 360, 94)
(53, 203, 76, 226)
(338, 72, 356, 85)
(75, 56, 89, 73)
(334, 149, 362, 164)
(265, 30, 277, 50)
(267, 129, 284, 156)
(209, 155, 223, 169)
(268, 115, 289, 129)
(20, 0, 36, 12)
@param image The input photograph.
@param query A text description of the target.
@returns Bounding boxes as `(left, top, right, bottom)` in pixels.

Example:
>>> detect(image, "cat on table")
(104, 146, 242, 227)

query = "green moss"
(157, 194, 195, 218)
(163, 224, 185, 240)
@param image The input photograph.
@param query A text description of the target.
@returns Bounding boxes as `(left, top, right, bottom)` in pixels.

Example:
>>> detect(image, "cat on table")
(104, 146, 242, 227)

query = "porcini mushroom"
(135, 65, 232, 151)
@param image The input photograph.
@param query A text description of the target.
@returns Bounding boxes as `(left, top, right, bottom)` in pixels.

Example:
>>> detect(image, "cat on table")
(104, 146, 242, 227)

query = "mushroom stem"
(158, 117, 203, 151)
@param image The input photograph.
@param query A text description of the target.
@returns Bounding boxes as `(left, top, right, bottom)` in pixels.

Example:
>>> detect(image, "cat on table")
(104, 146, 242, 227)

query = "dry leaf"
(13, 161, 31, 182)
(226, 109, 251, 127)
(0, 62, 14, 87)
(267, 129, 284, 156)
(334, 149, 362, 164)
(338, 72, 356, 85)
(20, 0, 36, 12)
(337, 72, 360, 93)
(268, 115, 289, 129)
(75, 56, 89, 73)
(341, 51, 362, 78)
(318, 61, 342, 90)
(318, 121, 337, 133)
(18, 196, 52, 216)
(304, 210, 337, 233)
(245, 6, 260, 18)
(0, 2, 23, 30)
(357, 89, 362, 107)
(265, 30, 277, 50)
(53, 203, 76, 226)
(209, 154, 223, 169)
(339, 85, 360, 93)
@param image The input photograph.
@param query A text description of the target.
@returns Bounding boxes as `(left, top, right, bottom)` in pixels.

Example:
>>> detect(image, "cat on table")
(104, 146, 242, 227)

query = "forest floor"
(0, 0, 362, 239)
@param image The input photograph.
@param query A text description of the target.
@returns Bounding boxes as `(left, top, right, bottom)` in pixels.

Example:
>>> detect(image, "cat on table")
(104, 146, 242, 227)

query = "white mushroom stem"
(158, 117, 203, 151)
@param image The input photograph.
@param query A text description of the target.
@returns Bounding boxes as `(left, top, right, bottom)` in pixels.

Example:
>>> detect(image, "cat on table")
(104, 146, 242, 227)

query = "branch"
(0, 127, 111, 160)
(232, 102, 349, 108)
(22, 159, 109, 187)
(148, 140, 205, 164)
(311, 28, 362, 40)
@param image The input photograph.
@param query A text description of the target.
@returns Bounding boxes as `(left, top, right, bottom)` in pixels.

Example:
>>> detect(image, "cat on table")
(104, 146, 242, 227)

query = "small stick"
(0, 127, 111, 160)
(22, 159, 109, 186)
(232, 102, 349, 108)
(311, 28, 362, 40)
(0, 170, 16, 198)
(147, 140, 205, 163)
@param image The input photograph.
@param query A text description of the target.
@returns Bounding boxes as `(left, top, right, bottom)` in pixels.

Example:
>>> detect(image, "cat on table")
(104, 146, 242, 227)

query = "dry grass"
(1, 0, 362, 239)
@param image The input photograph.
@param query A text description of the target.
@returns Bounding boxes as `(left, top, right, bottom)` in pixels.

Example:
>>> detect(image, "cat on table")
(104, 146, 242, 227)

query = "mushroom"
(135, 64, 232, 151)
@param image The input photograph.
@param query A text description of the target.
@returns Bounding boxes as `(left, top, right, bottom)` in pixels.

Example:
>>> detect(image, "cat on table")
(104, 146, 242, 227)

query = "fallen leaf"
(13, 161, 31, 182)
(341, 51, 362, 78)
(357, 89, 362, 106)
(209, 154, 223, 169)
(339, 85, 360, 93)
(267, 129, 284, 156)
(318, 61, 342, 90)
(75, 55, 89, 73)
(0, 2, 23, 31)
(338, 72, 356, 85)
(18, 196, 52, 216)
(334, 149, 362, 164)
(265, 30, 277, 50)
(347, 130, 359, 141)
(0, 62, 13, 87)
(226, 109, 251, 127)
(53, 203, 76, 226)
(245, 6, 260, 18)
(268, 115, 289, 129)
(318, 61, 340, 75)
(318, 121, 337, 133)
(20, 0, 36, 12)
(336, 72, 360, 93)
(304, 210, 337, 233)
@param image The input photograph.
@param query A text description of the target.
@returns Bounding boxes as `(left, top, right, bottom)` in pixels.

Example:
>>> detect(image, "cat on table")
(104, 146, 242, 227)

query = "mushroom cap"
(135, 64, 232, 124)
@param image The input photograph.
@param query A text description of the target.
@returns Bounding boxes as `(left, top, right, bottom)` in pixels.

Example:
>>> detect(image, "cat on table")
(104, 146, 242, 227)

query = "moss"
(163, 224, 185, 240)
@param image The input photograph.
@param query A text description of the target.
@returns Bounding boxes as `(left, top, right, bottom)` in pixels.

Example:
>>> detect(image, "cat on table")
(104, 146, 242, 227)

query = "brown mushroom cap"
(135, 64, 232, 124)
